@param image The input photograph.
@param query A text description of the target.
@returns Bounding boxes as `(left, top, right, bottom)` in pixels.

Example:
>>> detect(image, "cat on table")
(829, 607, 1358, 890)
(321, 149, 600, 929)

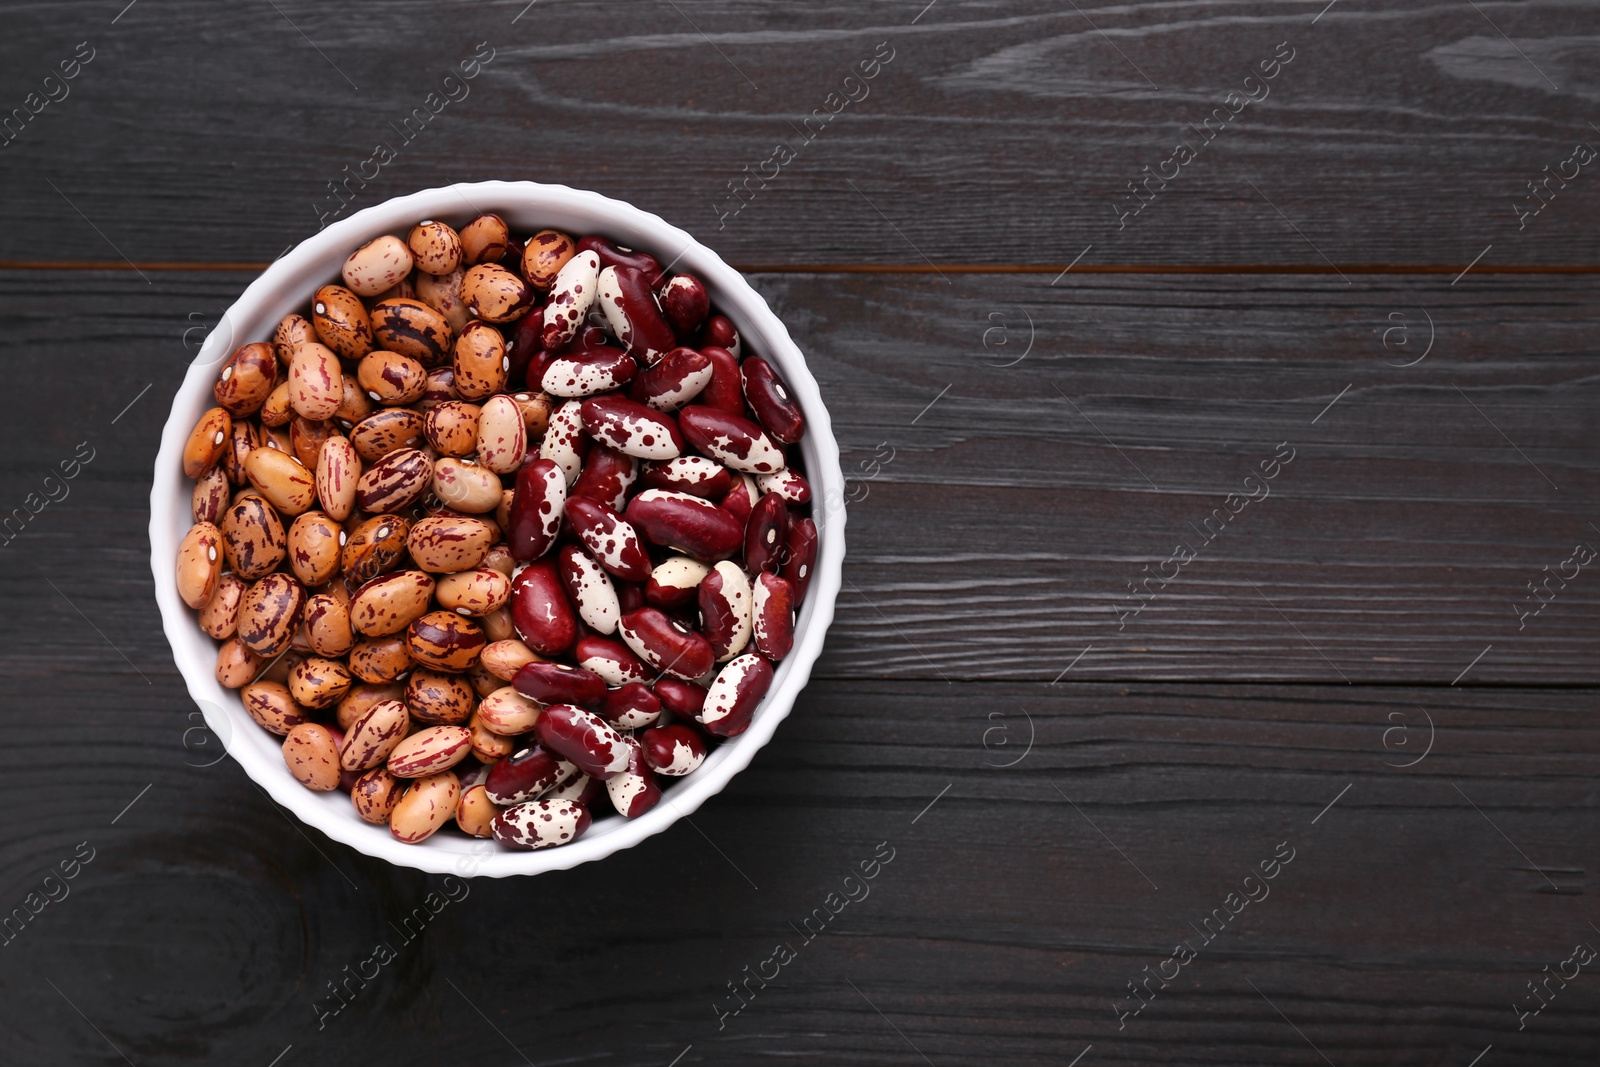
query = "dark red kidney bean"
(658, 274, 710, 337)
(562, 497, 653, 581)
(641, 456, 732, 499)
(697, 653, 773, 737)
(699, 561, 752, 661)
(618, 607, 714, 680)
(677, 405, 785, 474)
(752, 572, 795, 661)
(625, 489, 743, 561)
(522, 349, 556, 392)
(781, 516, 817, 599)
(533, 704, 633, 779)
(628, 347, 713, 411)
(598, 265, 677, 365)
(514, 660, 607, 708)
(605, 735, 661, 818)
(492, 798, 591, 850)
(698, 346, 744, 413)
(642, 724, 708, 776)
(511, 559, 578, 654)
(485, 743, 571, 804)
(701, 314, 739, 355)
(509, 457, 566, 562)
(744, 492, 789, 573)
(576, 235, 664, 289)
(652, 677, 708, 719)
(579, 395, 684, 461)
(540, 343, 636, 397)
(600, 681, 662, 729)
(721, 476, 758, 525)
(569, 444, 639, 512)
(616, 581, 646, 614)
(575, 633, 651, 686)
(741, 357, 805, 444)
(505, 310, 542, 385)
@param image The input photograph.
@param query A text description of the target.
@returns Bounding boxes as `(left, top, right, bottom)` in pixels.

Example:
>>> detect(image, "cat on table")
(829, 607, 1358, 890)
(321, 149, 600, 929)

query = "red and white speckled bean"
(491, 797, 592, 850)
(558, 544, 621, 634)
(539, 398, 587, 485)
(540, 250, 601, 350)
(697, 653, 774, 737)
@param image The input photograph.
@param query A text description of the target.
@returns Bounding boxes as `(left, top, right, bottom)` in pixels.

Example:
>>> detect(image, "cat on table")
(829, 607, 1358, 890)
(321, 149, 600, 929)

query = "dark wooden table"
(2, 2, 1596, 1064)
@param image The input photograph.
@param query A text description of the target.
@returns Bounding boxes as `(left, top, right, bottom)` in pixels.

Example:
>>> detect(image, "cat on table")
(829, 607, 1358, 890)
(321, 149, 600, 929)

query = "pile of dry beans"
(175, 215, 814, 850)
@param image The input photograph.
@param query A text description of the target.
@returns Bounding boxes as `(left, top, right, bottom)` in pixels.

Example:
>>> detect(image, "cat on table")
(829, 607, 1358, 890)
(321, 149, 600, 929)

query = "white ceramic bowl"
(150, 181, 844, 877)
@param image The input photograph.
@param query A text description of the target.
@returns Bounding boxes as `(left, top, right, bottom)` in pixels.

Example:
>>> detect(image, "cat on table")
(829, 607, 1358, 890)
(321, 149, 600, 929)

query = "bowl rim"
(149, 180, 845, 877)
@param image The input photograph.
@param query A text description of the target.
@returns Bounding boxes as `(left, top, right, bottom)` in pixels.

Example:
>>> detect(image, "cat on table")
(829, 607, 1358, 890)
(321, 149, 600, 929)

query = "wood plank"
(1, 1, 1597, 265)
(0, 269, 1593, 685)
(0, 681, 1594, 1064)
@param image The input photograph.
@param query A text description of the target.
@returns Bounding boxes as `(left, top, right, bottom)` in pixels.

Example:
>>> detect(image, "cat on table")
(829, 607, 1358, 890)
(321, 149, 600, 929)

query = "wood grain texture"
(1, 269, 1593, 686)
(0, 1, 1596, 266)
(0, 680, 1594, 1065)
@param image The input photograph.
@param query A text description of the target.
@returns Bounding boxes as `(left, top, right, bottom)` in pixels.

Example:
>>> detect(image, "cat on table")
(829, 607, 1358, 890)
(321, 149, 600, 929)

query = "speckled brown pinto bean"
(349, 569, 436, 637)
(473, 395, 527, 475)
(455, 784, 498, 838)
(404, 669, 476, 725)
(462, 262, 535, 324)
(351, 767, 404, 824)
(286, 511, 342, 587)
(241, 680, 309, 735)
(198, 573, 247, 639)
(288, 655, 353, 709)
(356, 447, 432, 513)
(216, 638, 267, 689)
(370, 298, 453, 367)
(176, 521, 224, 609)
(304, 593, 354, 657)
(286, 341, 343, 421)
(312, 284, 373, 359)
(243, 447, 316, 516)
(452, 321, 508, 401)
(225, 420, 263, 483)
(426, 457, 497, 515)
(406, 610, 486, 672)
(183, 407, 232, 479)
(273, 312, 319, 366)
(491, 797, 591, 851)
(314, 435, 361, 521)
(347, 407, 425, 463)
(480, 638, 539, 682)
(347, 635, 414, 684)
(414, 268, 471, 336)
(408, 220, 463, 275)
(336, 682, 404, 730)
(389, 771, 460, 843)
(540, 250, 601, 350)
(460, 213, 510, 265)
(386, 724, 472, 777)
(508, 391, 553, 439)
(435, 568, 512, 616)
(340, 697, 412, 771)
(237, 573, 307, 656)
(214, 342, 278, 417)
(470, 687, 539, 743)
(424, 400, 482, 457)
(192, 465, 231, 525)
(341, 513, 411, 584)
(332, 375, 375, 428)
(342, 235, 415, 297)
(356, 349, 428, 406)
(282, 723, 342, 791)
(288, 416, 336, 471)
(521, 229, 576, 290)
(405, 514, 496, 573)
